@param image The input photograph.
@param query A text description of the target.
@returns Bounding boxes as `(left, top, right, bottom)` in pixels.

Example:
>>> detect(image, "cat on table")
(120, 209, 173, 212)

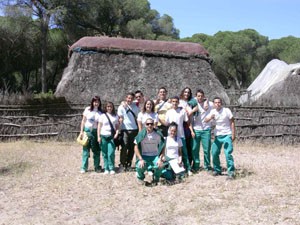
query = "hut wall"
(233, 106, 300, 144)
(55, 51, 229, 104)
(1, 104, 300, 144)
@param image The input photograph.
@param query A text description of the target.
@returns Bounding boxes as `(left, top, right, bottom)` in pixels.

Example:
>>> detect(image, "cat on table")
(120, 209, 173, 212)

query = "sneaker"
(145, 180, 158, 187)
(110, 170, 116, 175)
(80, 169, 86, 174)
(188, 170, 193, 176)
(148, 171, 153, 176)
(212, 171, 222, 176)
(104, 170, 109, 175)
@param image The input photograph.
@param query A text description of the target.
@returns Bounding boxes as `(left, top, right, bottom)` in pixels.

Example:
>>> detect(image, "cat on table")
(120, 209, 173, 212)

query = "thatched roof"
(69, 36, 210, 59)
(57, 36, 228, 105)
(239, 59, 300, 106)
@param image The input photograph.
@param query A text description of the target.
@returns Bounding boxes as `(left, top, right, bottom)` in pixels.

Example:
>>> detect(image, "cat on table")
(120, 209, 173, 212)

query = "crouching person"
(162, 122, 185, 184)
(134, 118, 166, 186)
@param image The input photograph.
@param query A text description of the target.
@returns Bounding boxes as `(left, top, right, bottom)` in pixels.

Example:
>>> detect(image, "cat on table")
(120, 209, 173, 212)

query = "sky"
(148, 0, 300, 40)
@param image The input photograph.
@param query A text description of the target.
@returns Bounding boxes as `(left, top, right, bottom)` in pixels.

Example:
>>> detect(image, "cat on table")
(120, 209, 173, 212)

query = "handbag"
(76, 131, 89, 146)
(104, 113, 123, 147)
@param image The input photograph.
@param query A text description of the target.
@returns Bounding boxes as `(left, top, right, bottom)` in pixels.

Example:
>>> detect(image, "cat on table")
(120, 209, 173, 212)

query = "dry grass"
(0, 141, 299, 225)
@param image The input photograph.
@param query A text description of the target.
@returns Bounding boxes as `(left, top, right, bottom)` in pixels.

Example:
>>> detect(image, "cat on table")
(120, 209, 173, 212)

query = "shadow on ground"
(0, 162, 31, 176)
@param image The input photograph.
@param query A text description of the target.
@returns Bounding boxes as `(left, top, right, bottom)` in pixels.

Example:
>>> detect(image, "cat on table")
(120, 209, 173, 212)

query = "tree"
(206, 29, 269, 89)
(60, 0, 179, 41)
(268, 36, 300, 64)
(0, 11, 40, 93)
(3, 0, 65, 93)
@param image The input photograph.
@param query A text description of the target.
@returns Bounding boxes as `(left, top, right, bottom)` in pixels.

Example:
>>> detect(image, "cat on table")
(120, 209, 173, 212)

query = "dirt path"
(0, 141, 299, 225)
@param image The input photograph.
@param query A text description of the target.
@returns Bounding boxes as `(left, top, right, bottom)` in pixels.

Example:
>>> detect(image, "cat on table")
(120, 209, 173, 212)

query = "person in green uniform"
(134, 118, 166, 185)
(79, 96, 102, 173)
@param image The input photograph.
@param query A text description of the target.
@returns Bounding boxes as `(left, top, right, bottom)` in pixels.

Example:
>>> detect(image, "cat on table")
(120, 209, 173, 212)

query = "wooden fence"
(1, 103, 300, 144)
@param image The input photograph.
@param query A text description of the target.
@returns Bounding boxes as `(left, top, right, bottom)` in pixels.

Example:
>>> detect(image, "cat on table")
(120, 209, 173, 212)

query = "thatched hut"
(55, 36, 229, 104)
(239, 59, 300, 106)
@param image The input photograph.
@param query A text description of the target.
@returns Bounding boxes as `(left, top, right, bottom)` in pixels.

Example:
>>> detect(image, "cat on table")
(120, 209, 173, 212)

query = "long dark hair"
(103, 101, 116, 116)
(179, 87, 192, 101)
(142, 99, 155, 113)
(90, 96, 102, 111)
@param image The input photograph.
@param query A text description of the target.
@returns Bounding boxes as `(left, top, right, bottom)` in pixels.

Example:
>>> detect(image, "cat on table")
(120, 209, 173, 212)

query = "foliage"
(60, 0, 179, 42)
(268, 36, 300, 64)
(33, 89, 54, 99)
(182, 29, 270, 89)
(0, 1, 300, 93)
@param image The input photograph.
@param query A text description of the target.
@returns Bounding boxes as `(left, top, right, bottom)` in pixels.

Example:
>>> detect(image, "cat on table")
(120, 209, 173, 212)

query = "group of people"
(78, 87, 236, 185)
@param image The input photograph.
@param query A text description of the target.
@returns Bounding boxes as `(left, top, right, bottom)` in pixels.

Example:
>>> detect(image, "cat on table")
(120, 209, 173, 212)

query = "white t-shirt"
(165, 108, 188, 138)
(208, 107, 234, 136)
(134, 131, 161, 157)
(83, 107, 102, 130)
(193, 101, 213, 131)
(117, 103, 140, 130)
(165, 137, 183, 159)
(137, 112, 158, 128)
(97, 113, 119, 136)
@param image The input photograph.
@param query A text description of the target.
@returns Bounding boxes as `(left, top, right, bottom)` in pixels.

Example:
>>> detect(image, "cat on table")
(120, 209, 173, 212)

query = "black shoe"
(212, 171, 222, 176)
(95, 166, 102, 173)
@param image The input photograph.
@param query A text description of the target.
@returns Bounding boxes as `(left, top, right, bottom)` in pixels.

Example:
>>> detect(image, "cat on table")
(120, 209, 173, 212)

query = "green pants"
(181, 138, 191, 172)
(136, 156, 163, 182)
(100, 135, 116, 171)
(211, 135, 235, 175)
(162, 161, 185, 181)
(81, 128, 101, 171)
(192, 129, 212, 171)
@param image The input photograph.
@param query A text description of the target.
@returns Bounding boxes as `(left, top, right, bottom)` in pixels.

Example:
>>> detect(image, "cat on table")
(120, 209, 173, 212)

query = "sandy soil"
(0, 141, 299, 225)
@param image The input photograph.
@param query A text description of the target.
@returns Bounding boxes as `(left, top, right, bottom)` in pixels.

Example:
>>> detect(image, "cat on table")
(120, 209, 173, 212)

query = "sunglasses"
(146, 123, 154, 126)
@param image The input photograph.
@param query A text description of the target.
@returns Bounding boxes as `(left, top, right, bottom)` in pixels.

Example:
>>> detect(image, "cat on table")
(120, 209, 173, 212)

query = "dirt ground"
(0, 141, 299, 225)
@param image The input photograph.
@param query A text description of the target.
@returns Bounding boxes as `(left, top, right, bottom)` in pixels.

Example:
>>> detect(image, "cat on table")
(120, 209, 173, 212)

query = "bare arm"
(80, 115, 87, 137)
(188, 105, 198, 116)
(134, 144, 145, 168)
(118, 116, 124, 129)
(114, 122, 120, 139)
(178, 147, 183, 165)
(204, 113, 215, 123)
(189, 117, 195, 138)
(97, 122, 102, 143)
(138, 120, 143, 132)
(230, 118, 236, 141)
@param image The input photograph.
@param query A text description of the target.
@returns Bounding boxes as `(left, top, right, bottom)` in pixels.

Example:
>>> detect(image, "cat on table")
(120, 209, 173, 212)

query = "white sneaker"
(104, 170, 109, 175)
(188, 170, 193, 176)
(110, 170, 116, 175)
(80, 169, 86, 174)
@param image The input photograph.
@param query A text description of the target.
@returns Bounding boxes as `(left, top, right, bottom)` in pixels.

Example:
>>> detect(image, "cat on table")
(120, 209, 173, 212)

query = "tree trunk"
(40, 15, 49, 93)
